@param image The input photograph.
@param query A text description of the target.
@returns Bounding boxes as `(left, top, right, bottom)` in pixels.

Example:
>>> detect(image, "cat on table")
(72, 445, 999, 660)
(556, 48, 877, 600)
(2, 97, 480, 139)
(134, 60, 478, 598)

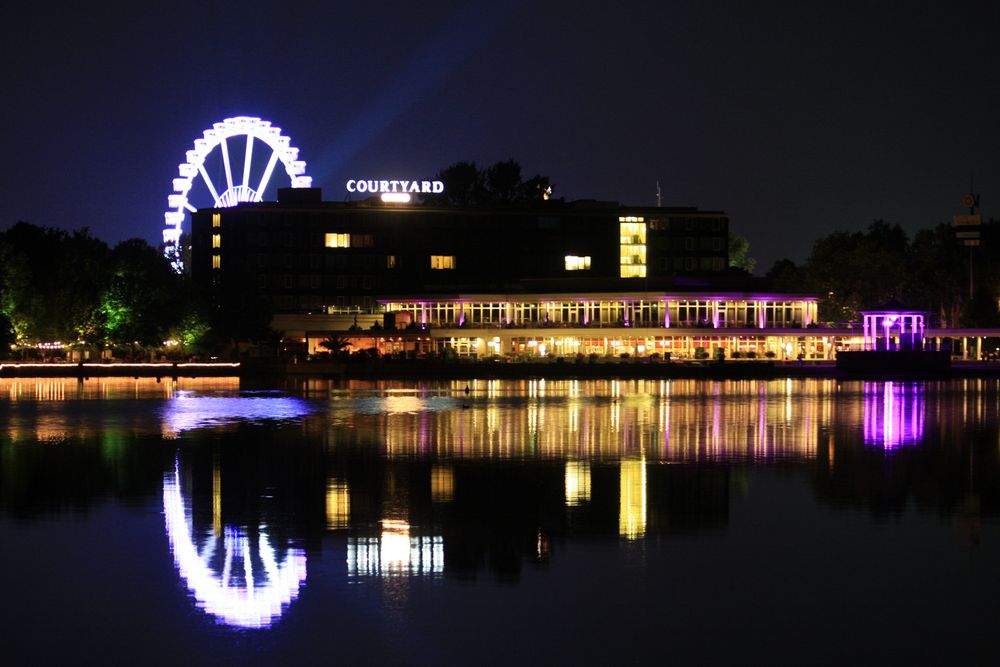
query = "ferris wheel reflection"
(162, 461, 307, 629)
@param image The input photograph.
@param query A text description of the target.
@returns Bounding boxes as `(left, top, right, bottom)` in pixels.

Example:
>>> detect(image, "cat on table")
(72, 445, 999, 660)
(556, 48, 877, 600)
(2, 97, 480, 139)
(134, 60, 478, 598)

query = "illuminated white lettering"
(344, 178, 446, 195)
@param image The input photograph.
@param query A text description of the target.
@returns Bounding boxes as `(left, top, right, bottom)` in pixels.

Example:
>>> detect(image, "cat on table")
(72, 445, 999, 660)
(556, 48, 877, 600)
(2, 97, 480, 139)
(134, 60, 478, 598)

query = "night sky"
(3, 0, 999, 271)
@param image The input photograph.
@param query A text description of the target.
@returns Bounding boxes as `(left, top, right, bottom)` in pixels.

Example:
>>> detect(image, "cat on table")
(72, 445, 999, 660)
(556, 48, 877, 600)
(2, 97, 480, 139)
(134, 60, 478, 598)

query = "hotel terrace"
(276, 291, 843, 360)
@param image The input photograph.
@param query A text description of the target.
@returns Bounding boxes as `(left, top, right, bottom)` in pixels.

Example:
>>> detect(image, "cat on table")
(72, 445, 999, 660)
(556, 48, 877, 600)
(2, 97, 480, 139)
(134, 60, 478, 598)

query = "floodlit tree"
(0, 222, 108, 351)
(99, 238, 186, 357)
(728, 234, 756, 273)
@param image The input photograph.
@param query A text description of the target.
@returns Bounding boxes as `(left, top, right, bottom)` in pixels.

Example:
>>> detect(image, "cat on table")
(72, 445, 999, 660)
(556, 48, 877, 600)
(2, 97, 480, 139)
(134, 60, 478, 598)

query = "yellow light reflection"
(565, 460, 591, 506)
(212, 459, 222, 537)
(380, 520, 412, 574)
(619, 457, 647, 540)
(431, 465, 454, 503)
(325, 479, 351, 530)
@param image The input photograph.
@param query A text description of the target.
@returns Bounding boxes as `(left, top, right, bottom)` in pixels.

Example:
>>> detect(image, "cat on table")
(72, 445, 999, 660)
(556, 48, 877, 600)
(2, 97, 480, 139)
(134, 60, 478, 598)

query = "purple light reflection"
(863, 382, 925, 450)
(161, 393, 319, 434)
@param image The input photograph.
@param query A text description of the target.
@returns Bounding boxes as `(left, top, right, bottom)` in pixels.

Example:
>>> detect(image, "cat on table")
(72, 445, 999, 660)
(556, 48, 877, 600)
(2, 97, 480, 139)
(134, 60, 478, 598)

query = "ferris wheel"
(162, 116, 312, 272)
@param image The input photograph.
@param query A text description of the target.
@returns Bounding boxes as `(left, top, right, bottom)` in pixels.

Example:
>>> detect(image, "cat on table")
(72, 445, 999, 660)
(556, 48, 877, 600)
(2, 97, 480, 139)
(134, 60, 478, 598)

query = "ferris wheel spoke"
(197, 163, 222, 205)
(255, 150, 281, 202)
(242, 135, 254, 188)
(220, 137, 235, 191)
(243, 539, 254, 592)
(184, 202, 197, 213)
(222, 537, 233, 588)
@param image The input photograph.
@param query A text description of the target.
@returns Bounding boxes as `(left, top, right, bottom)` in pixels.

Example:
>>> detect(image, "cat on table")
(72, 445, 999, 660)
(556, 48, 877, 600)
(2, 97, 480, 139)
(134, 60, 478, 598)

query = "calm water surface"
(2, 377, 999, 665)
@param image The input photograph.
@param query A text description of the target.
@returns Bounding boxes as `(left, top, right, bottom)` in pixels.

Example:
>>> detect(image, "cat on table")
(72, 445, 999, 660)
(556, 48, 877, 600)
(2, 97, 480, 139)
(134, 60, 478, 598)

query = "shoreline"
(261, 359, 1000, 381)
(2, 359, 999, 381)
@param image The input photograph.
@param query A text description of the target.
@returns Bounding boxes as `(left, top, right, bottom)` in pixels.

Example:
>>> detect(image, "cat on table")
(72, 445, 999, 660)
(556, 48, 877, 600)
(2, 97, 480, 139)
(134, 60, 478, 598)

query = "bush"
(694, 348, 709, 360)
(764, 351, 776, 359)
(731, 351, 743, 359)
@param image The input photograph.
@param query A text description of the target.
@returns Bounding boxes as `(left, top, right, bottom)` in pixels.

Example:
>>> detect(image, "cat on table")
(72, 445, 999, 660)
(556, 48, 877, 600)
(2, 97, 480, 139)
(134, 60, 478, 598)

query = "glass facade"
(619, 217, 647, 278)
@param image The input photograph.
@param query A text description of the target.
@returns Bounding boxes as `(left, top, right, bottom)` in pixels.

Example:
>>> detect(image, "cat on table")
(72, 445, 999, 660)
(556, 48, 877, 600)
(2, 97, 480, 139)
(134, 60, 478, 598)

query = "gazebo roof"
(861, 299, 925, 315)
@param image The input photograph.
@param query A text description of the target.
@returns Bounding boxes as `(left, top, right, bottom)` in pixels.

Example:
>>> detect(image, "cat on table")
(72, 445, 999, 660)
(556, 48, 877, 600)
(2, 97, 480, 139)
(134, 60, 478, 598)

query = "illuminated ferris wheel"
(162, 116, 312, 272)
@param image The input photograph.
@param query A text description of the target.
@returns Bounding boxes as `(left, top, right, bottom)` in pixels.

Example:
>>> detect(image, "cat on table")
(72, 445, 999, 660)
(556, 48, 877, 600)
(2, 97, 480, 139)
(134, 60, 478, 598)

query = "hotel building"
(192, 188, 854, 359)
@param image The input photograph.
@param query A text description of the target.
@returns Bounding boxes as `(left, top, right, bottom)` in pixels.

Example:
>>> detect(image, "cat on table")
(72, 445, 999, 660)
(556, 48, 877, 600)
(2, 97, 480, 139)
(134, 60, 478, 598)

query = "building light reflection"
(162, 462, 307, 629)
(431, 465, 454, 503)
(619, 457, 647, 539)
(565, 460, 592, 506)
(347, 520, 444, 578)
(335, 379, 825, 462)
(326, 479, 351, 530)
(863, 381, 925, 450)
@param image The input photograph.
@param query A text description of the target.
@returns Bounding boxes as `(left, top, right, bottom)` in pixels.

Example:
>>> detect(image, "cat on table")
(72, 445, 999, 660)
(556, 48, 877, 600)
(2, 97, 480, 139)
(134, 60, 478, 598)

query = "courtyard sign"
(346, 179, 445, 194)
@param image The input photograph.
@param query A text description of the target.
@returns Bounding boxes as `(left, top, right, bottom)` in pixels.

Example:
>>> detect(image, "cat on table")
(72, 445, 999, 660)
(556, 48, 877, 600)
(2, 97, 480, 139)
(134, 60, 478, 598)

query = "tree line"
(765, 219, 999, 326)
(0, 222, 228, 359)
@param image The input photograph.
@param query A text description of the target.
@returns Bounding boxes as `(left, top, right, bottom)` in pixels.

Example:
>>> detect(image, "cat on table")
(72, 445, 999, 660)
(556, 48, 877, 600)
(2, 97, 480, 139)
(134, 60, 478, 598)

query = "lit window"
(620, 265, 646, 278)
(619, 218, 647, 278)
(212, 213, 221, 228)
(212, 255, 221, 269)
(386, 255, 397, 269)
(325, 233, 350, 248)
(212, 234, 221, 249)
(564, 255, 591, 271)
(430, 255, 456, 270)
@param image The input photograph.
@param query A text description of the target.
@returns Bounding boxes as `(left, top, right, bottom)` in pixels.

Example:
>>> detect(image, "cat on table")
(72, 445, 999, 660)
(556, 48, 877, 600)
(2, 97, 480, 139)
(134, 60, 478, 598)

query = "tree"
(0, 312, 13, 357)
(484, 159, 523, 203)
(0, 222, 109, 350)
(728, 234, 756, 273)
(803, 220, 909, 322)
(318, 336, 352, 355)
(99, 238, 185, 356)
(905, 224, 965, 326)
(428, 161, 484, 206)
(423, 160, 552, 206)
(765, 258, 806, 292)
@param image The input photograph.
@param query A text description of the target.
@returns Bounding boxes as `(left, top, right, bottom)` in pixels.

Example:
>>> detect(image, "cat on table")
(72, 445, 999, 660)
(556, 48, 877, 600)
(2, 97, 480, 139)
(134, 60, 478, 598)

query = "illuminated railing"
(0, 362, 240, 370)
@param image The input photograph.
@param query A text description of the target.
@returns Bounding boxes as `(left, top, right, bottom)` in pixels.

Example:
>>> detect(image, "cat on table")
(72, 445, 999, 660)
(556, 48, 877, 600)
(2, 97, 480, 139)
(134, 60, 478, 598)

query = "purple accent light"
(863, 382, 924, 450)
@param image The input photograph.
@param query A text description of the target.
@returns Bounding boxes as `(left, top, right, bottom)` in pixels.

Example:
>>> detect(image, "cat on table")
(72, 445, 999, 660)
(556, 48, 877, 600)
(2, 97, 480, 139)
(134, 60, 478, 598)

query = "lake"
(1, 377, 998, 665)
